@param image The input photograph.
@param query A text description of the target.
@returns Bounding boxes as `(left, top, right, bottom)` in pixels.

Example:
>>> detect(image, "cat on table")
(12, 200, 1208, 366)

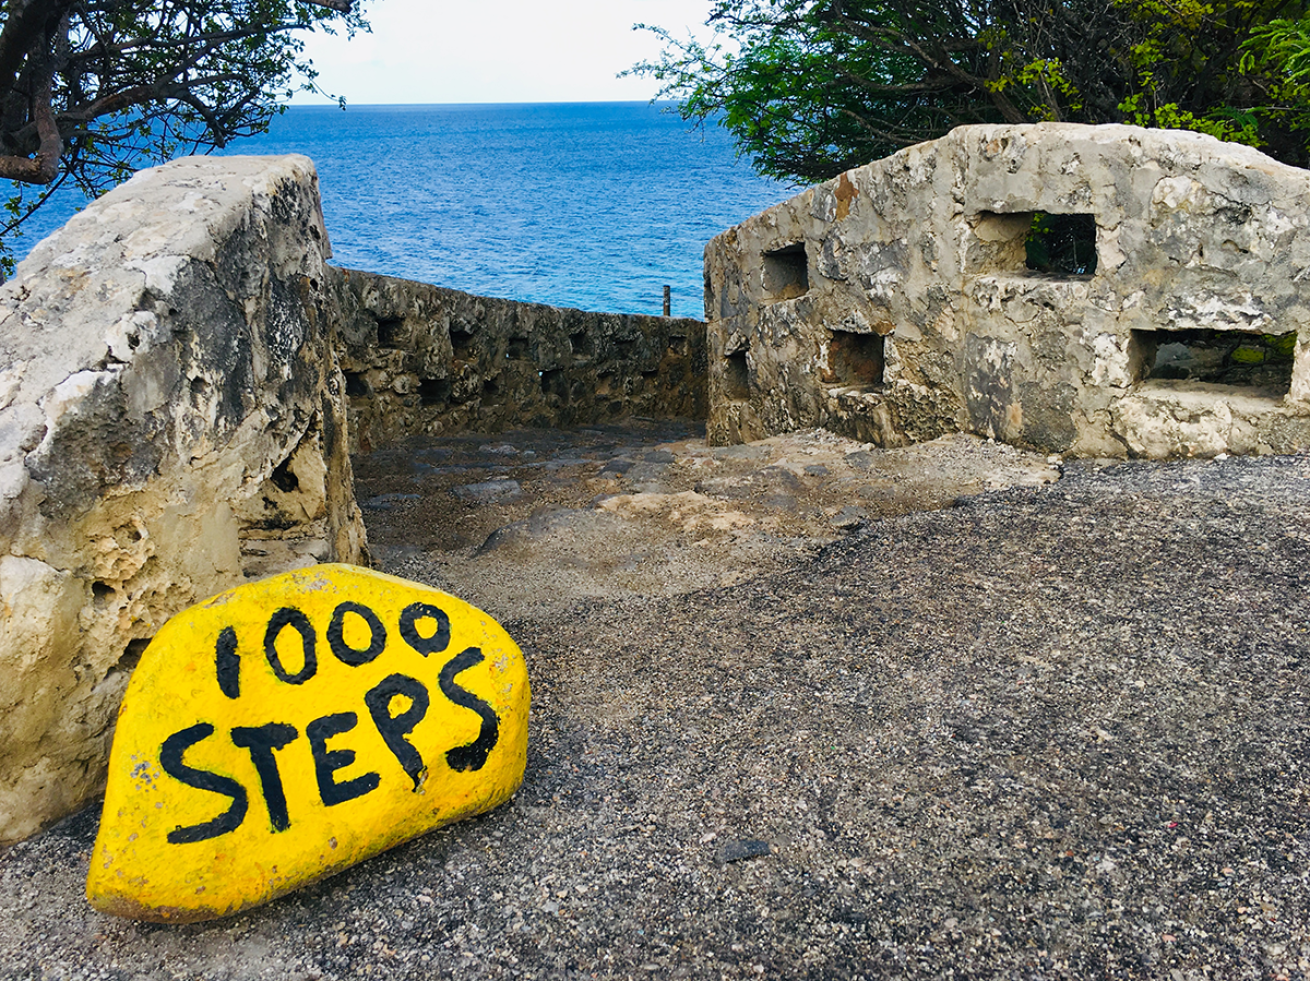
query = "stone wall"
(0, 155, 369, 846)
(0, 155, 707, 846)
(330, 269, 705, 454)
(705, 123, 1310, 457)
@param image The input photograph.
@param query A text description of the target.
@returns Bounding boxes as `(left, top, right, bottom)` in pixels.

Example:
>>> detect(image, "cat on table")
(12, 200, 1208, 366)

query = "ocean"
(13, 102, 793, 317)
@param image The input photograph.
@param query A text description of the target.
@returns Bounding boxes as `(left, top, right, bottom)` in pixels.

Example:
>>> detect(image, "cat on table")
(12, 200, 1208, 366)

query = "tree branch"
(65, 24, 302, 63)
(0, 43, 62, 182)
(0, 0, 73, 95)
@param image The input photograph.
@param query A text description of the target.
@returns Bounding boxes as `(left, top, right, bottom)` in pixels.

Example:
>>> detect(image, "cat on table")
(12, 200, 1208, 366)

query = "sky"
(294, 0, 719, 105)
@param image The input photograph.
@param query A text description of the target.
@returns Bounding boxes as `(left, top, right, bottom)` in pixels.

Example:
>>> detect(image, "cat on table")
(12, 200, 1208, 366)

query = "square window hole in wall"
(972, 212, 1098, 277)
(540, 369, 568, 401)
(344, 371, 370, 398)
(419, 378, 452, 406)
(1025, 213, 1097, 276)
(1134, 328, 1295, 393)
(569, 330, 593, 362)
(823, 330, 884, 390)
(450, 325, 476, 363)
(723, 349, 750, 400)
(762, 242, 809, 301)
(377, 317, 406, 349)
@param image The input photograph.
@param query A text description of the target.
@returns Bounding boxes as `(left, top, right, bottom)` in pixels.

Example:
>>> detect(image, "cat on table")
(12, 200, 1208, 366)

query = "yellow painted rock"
(86, 564, 529, 923)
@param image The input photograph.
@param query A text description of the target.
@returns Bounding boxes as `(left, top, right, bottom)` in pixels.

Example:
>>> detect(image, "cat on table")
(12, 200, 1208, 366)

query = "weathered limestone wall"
(330, 269, 706, 454)
(0, 155, 367, 846)
(0, 155, 707, 846)
(706, 123, 1310, 457)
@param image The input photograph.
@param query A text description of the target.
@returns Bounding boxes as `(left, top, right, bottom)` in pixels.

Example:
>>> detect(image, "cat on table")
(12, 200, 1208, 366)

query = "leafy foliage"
(1116, 0, 1310, 163)
(0, 0, 366, 272)
(1025, 212, 1098, 276)
(632, 0, 1310, 186)
(1242, 14, 1310, 83)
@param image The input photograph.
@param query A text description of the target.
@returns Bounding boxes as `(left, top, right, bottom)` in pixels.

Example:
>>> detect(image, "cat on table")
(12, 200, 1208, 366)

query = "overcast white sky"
(294, 0, 718, 105)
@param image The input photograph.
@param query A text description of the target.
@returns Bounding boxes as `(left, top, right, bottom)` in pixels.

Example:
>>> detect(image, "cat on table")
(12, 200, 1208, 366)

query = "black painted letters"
(399, 602, 451, 657)
(171, 598, 508, 844)
(215, 626, 240, 700)
(307, 712, 381, 806)
(160, 723, 249, 844)
(328, 602, 387, 666)
(264, 608, 317, 684)
(230, 723, 298, 832)
(439, 647, 500, 772)
(364, 673, 430, 791)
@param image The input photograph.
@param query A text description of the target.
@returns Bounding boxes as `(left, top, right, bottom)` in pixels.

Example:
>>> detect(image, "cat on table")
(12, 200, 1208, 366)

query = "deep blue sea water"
(13, 103, 793, 316)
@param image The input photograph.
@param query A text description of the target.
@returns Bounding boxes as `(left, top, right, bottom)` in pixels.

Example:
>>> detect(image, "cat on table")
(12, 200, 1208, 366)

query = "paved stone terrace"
(1, 426, 1308, 980)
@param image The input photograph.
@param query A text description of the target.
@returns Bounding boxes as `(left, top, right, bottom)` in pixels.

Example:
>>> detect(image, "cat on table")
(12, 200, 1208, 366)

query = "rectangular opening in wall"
(539, 368, 567, 401)
(723, 349, 750, 400)
(1133, 328, 1295, 394)
(1025, 213, 1097, 277)
(377, 317, 405, 349)
(419, 378, 452, 406)
(823, 329, 884, 391)
(450, 325, 476, 363)
(762, 242, 809, 302)
(343, 371, 370, 398)
(971, 211, 1098, 278)
(569, 329, 593, 362)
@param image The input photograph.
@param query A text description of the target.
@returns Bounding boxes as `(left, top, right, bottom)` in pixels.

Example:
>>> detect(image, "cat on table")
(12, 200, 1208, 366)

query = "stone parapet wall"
(330, 269, 705, 454)
(0, 155, 367, 846)
(0, 155, 707, 846)
(705, 124, 1310, 457)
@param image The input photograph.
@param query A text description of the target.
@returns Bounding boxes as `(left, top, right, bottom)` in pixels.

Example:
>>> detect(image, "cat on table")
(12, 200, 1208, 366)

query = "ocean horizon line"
(283, 99, 685, 110)
(13, 101, 783, 314)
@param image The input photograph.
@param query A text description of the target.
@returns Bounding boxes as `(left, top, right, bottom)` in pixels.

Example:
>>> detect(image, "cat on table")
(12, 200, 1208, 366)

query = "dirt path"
(352, 421, 1058, 619)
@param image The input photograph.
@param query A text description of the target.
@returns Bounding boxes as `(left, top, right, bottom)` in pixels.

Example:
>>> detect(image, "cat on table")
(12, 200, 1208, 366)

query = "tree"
(1242, 14, 1310, 84)
(1114, 0, 1310, 165)
(631, 0, 1310, 185)
(0, 0, 366, 270)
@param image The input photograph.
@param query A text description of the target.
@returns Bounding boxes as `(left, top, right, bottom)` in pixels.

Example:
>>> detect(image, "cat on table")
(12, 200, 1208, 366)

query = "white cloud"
(295, 0, 717, 105)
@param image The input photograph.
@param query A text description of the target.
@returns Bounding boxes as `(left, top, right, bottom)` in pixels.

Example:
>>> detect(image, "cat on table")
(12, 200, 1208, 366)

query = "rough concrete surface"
(332, 271, 706, 455)
(0, 155, 366, 846)
(706, 123, 1310, 457)
(2, 424, 1309, 979)
(353, 420, 1058, 619)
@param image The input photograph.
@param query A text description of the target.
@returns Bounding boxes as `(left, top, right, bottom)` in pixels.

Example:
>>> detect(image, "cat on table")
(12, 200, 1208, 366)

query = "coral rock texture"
(705, 123, 1310, 457)
(0, 155, 367, 845)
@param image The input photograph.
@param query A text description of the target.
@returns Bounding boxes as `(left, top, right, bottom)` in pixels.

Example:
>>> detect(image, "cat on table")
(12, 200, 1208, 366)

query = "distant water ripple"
(15, 102, 792, 317)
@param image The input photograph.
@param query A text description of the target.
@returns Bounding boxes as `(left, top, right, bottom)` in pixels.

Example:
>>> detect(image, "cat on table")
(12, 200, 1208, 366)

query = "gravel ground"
(2, 429, 1308, 980)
